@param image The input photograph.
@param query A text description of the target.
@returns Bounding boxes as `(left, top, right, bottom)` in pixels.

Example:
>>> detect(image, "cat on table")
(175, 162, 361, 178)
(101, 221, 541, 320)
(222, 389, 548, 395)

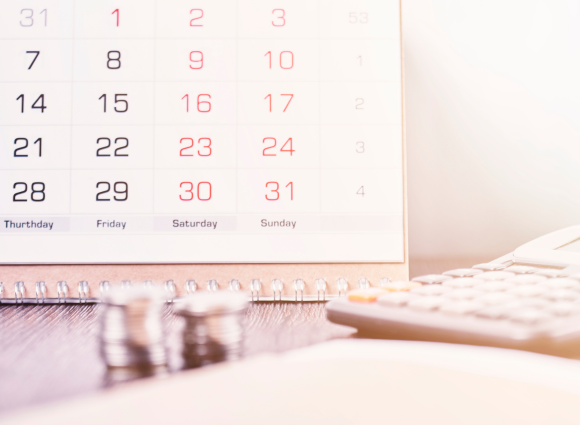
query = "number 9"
(190, 51, 203, 69)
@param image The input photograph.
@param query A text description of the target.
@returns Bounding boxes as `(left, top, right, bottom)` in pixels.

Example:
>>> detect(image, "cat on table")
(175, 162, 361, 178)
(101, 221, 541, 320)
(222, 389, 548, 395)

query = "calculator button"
(546, 302, 580, 317)
(410, 284, 452, 296)
(538, 278, 580, 290)
(347, 288, 387, 303)
(442, 268, 484, 278)
(408, 296, 446, 312)
(475, 306, 510, 320)
(377, 292, 418, 307)
(503, 265, 537, 274)
(534, 269, 569, 278)
(382, 281, 422, 292)
(476, 293, 516, 306)
(543, 289, 580, 302)
(441, 278, 484, 288)
(507, 285, 549, 298)
(508, 309, 552, 325)
(505, 299, 551, 310)
(440, 301, 484, 316)
(477, 271, 516, 281)
(444, 288, 484, 301)
(411, 275, 452, 285)
(472, 263, 508, 271)
(505, 274, 547, 285)
(476, 281, 515, 292)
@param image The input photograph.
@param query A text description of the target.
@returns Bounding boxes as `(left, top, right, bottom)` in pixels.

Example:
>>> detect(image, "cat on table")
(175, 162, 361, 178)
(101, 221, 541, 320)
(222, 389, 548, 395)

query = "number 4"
(357, 186, 365, 197)
(280, 138, 294, 155)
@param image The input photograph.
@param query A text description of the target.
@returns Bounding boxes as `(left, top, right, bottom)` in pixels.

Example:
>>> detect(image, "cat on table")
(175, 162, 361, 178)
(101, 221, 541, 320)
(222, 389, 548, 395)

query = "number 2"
(190, 9, 203, 26)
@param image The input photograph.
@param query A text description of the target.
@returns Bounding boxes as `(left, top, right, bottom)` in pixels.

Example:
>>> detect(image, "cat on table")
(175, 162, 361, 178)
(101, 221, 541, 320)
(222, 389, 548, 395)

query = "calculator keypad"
(350, 264, 580, 334)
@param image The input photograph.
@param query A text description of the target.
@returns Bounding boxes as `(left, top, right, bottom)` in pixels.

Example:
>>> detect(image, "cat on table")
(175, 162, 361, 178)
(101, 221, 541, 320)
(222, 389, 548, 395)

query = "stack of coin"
(100, 287, 168, 369)
(176, 291, 249, 369)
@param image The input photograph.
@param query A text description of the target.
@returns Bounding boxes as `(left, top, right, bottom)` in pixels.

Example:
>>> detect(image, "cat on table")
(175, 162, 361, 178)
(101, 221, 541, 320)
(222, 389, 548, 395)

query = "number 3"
(272, 9, 285, 27)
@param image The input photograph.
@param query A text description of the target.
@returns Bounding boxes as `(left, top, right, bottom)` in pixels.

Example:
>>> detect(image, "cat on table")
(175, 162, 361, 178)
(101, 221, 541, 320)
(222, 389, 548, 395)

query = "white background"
(405, 0, 580, 259)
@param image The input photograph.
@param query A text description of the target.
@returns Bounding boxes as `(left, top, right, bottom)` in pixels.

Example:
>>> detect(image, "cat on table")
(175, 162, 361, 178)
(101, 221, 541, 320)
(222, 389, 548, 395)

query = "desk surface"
(0, 258, 485, 415)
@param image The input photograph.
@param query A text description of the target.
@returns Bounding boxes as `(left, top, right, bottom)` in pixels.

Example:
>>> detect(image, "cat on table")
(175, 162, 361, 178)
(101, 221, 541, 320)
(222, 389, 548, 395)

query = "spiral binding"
(0, 275, 393, 305)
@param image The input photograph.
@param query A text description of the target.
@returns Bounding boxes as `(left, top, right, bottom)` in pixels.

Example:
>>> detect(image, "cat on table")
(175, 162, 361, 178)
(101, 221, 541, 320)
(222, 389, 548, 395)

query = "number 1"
(112, 9, 119, 27)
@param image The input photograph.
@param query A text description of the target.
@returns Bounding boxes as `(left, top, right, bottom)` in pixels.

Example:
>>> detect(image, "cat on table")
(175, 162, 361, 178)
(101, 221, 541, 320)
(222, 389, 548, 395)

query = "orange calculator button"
(348, 288, 388, 303)
(382, 281, 422, 292)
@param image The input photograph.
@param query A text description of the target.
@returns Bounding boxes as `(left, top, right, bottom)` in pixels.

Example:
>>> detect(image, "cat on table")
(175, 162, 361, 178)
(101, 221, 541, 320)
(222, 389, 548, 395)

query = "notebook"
(0, 0, 407, 302)
(4, 340, 580, 424)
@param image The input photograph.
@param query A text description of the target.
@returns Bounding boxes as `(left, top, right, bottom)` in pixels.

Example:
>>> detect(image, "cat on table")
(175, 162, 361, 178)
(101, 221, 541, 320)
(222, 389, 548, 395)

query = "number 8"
(190, 51, 203, 69)
(107, 51, 121, 70)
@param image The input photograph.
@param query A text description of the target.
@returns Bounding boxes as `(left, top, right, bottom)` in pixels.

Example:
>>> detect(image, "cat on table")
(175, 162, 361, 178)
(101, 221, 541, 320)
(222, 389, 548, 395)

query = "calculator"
(326, 226, 580, 357)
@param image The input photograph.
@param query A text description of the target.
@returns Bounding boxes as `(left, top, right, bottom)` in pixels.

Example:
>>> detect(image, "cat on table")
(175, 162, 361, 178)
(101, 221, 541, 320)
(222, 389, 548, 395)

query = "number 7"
(281, 94, 293, 112)
(26, 51, 40, 70)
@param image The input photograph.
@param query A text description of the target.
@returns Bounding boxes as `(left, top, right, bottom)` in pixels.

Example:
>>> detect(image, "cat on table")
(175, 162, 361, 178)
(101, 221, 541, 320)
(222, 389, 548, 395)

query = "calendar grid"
(0, 0, 406, 263)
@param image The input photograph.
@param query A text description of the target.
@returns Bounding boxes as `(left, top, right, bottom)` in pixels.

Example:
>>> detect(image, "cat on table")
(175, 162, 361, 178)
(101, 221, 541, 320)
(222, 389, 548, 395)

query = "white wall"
(404, 0, 580, 258)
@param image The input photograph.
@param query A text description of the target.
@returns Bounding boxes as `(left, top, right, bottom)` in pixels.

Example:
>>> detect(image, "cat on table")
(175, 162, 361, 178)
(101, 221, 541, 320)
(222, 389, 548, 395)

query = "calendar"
(0, 0, 405, 264)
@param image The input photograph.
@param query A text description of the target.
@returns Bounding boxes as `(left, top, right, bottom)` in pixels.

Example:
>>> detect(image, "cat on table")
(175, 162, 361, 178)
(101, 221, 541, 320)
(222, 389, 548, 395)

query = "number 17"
(265, 94, 293, 112)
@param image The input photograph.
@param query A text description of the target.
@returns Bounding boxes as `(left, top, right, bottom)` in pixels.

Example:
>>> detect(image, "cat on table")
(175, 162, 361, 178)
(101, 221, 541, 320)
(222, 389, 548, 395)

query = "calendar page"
(0, 0, 404, 264)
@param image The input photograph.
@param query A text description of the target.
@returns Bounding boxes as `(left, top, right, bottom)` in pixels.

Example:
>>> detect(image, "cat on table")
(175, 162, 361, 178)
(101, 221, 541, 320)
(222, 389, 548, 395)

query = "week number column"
(319, 0, 404, 234)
